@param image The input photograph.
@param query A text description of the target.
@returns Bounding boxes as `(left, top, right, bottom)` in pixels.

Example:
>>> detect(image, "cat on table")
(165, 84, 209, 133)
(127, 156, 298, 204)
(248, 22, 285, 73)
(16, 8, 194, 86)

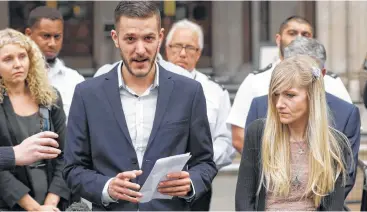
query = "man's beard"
(46, 57, 57, 66)
(120, 47, 158, 78)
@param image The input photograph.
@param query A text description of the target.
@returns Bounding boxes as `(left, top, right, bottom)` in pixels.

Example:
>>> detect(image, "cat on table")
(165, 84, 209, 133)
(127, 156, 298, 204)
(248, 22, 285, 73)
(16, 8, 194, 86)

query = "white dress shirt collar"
(48, 58, 66, 77)
(117, 61, 160, 89)
(190, 69, 197, 79)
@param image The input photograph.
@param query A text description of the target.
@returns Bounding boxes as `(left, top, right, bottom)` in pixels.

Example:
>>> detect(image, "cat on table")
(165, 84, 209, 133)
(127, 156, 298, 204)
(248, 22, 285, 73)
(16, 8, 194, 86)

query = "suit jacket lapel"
(102, 66, 134, 147)
(2, 97, 23, 145)
(146, 66, 174, 150)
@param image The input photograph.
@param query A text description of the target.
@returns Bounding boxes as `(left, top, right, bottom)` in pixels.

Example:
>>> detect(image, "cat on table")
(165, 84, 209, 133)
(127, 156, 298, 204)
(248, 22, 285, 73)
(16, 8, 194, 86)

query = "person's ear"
(322, 68, 326, 76)
(158, 28, 164, 50)
(25, 28, 32, 36)
(275, 34, 281, 48)
(111, 30, 119, 48)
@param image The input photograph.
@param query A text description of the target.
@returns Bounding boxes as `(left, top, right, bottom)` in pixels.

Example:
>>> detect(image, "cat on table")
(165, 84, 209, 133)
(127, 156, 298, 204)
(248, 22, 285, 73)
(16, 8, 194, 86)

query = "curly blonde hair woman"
(235, 55, 351, 211)
(0, 28, 56, 105)
(0, 28, 70, 211)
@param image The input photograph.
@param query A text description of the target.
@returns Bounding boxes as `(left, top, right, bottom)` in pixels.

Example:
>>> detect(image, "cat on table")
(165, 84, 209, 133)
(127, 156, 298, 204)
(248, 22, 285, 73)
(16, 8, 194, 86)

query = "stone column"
(316, 1, 367, 102)
(316, 1, 331, 69)
(0, 1, 9, 29)
(347, 1, 367, 101)
(330, 1, 347, 76)
(212, 1, 243, 78)
(316, 2, 348, 89)
(93, 1, 120, 70)
(251, 1, 260, 71)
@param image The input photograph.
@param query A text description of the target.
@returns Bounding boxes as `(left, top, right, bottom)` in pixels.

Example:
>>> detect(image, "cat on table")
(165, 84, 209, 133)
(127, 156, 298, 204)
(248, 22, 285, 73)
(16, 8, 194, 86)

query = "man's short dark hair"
(114, 1, 161, 28)
(278, 16, 313, 34)
(27, 6, 63, 28)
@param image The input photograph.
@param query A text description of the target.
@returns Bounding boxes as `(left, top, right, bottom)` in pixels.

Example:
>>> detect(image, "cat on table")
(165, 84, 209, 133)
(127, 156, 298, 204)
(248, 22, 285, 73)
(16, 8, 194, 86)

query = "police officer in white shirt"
(25, 6, 85, 122)
(93, 53, 193, 79)
(165, 19, 235, 211)
(227, 16, 352, 153)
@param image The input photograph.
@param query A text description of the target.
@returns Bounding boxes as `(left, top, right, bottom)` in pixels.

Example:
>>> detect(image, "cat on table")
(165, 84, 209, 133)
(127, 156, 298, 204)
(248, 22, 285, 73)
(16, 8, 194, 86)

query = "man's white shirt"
(193, 70, 236, 169)
(48, 58, 85, 122)
(227, 60, 353, 128)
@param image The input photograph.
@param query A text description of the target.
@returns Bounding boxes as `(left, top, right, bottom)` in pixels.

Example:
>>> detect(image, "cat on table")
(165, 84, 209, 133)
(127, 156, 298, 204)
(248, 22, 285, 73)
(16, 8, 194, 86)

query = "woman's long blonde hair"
(260, 55, 349, 206)
(0, 28, 57, 106)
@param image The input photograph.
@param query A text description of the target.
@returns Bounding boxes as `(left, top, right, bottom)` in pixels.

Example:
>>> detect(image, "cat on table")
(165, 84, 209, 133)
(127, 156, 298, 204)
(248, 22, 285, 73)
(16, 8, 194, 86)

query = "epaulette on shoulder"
(326, 71, 338, 79)
(206, 75, 226, 91)
(252, 63, 272, 75)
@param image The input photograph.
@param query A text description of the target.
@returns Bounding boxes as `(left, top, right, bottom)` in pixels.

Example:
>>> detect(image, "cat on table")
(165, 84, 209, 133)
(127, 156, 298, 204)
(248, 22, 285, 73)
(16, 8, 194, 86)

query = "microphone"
(65, 201, 92, 211)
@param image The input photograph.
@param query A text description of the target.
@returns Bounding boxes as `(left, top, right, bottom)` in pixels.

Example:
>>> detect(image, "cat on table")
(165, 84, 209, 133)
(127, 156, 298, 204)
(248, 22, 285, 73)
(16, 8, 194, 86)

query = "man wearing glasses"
(166, 19, 235, 211)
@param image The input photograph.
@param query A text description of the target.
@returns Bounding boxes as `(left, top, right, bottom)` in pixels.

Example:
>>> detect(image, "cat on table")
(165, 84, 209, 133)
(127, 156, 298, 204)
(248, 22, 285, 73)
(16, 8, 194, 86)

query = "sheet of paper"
(139, 153, 191, 203)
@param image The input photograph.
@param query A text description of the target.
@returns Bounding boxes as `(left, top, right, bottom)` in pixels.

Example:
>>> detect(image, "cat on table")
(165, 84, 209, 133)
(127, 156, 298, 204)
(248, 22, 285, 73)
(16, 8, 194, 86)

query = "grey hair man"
(284, 36, 326, 68)
(165, 19, 235, 211)
(165, 19, 234, 171)
(283, 36, 351, 102)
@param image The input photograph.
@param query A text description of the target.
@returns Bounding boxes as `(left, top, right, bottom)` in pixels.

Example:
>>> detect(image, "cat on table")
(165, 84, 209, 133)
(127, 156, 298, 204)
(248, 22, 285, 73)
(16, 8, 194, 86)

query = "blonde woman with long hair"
(235, 55, 351, 211)
(0, 28, 70, 211)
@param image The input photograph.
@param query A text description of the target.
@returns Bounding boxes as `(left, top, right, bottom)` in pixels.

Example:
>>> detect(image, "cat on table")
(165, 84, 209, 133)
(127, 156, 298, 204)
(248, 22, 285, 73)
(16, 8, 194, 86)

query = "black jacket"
(0, 147, 15, 171)
(235, 119, 349, 211)
(0, 91, 70, 210)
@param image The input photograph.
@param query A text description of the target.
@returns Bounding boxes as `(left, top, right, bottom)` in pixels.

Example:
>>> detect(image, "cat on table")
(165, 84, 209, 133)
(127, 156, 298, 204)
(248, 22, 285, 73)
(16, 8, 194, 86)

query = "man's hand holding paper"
(139, 153, 192, 203)
(108, 170, 143, 203)
(157, 171, 192, 197)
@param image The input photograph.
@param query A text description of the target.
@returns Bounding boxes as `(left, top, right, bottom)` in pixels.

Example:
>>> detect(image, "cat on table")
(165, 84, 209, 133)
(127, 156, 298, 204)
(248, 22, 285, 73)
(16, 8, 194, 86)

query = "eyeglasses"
(169, 44, 199, 55)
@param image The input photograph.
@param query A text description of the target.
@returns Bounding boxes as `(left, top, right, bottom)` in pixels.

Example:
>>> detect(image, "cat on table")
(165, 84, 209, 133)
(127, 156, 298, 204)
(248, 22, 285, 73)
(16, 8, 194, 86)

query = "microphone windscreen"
(65, 201, 92, 211)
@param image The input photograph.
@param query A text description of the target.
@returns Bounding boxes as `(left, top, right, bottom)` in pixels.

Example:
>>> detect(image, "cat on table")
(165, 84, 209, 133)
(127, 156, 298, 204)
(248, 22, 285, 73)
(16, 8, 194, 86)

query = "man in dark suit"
(63, 1, 217, 211)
